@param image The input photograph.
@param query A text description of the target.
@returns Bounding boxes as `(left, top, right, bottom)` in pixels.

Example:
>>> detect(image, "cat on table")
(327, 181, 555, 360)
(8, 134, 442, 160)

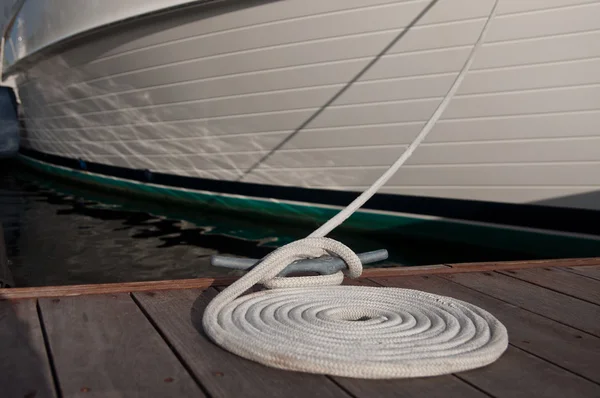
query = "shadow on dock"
(0, 296, 59, 397)
(0, 227, 57, 396)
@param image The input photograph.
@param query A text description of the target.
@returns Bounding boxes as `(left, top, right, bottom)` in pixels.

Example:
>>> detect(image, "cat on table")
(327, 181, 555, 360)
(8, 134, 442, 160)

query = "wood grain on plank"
(38, 294, 204, 398)
(498, 267, 600, 305)
(441, 271, 600, 337)
(375, 275, 600, 383)
(133, 288, 349, 398)
(448, 257, 600, 270)
(563, 265, 600, 281)
(0, 276, 239, 300)
(1, 259, 599, 300)
(0, 299, 57, 398)
(457, 346, 600, 398)
(342, 277, 381, 287)
(361, 258, 600, 277)
(361, 264, 451, 276)
(334, 374, 487, 398)
(0, 266, 449, 300)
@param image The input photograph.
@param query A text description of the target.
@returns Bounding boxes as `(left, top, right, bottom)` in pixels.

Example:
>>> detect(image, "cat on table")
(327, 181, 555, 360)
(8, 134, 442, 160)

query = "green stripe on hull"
(19, 154, 600, 258)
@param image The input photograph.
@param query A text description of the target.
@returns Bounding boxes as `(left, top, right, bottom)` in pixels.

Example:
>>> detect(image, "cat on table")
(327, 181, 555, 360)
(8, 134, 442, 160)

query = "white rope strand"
(203, 0, 508, 379)
(309, 0, 499, 238)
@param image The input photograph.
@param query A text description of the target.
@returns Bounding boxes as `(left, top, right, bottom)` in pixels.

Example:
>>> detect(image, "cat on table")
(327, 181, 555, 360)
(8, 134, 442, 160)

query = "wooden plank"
(498, 267, 600, 305)
(447, 257, 600, 272)
(563, 265, 600, 281)
(1, 258, 598, 300)
(0, 299, 57, 398)
(342, 277, 381, 287)
(0, 266, 452, 300)
(0, 266, 451, 300)
(441, 272, 600, 337)
(0, 276, 239, 300)
(38, 294, 204, 398)
(133, 288, 349, 398)
(334, 374, 487, 398)
(457, 346, 600, 398)
(374, 275, 600, 383)
(361, 264, 451, 277)
(360, 258, 600, 278)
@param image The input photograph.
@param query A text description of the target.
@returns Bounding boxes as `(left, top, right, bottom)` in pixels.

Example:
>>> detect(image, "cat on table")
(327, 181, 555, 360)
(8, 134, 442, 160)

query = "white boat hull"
(3, 0, 600, 253)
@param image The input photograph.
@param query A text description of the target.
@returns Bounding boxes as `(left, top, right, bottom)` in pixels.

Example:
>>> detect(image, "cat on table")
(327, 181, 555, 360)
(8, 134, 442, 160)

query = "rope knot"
(255, 237, 363, 289)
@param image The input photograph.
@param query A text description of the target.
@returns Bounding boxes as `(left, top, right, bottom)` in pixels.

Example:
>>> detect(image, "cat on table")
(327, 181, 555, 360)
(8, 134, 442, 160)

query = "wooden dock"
(1, 258, 600, 398)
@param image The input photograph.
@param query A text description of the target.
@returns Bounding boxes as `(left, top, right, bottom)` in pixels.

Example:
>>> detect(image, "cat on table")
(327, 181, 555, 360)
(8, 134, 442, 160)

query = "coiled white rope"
(203, 0, 508, 378)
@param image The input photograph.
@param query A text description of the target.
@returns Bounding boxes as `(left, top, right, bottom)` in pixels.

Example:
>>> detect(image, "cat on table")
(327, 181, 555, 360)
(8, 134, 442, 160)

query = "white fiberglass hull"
(3, 0, 600, 254)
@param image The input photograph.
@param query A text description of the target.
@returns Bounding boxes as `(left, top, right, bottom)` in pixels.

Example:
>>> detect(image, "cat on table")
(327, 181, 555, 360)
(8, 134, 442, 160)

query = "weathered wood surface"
(498, 267, 600, 305)
(376, 275, 600, 384)
(0, 266, 451, 300)
(563, 265, 600, 281)
(0, 276, 239, 300)
(456, 346, 600, 398)
(334, 374, 487, 398)
(38, 294, 204, 398)
(448, 257, 600, 271)
(442, 272, 600, 337)
(2, 257, 599, 300)
(133, 288, 348, 398)
(0, 299, 57, 398)
(2, 263, 600, 397)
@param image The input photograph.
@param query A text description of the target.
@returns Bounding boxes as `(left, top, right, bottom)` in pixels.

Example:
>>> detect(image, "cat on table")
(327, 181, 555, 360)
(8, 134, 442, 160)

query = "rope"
(203, 0, 508, 378)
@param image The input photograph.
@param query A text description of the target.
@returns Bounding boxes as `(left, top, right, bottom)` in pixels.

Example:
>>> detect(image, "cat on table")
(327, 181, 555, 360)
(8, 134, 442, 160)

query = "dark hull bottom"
(18, 148, 600, 258)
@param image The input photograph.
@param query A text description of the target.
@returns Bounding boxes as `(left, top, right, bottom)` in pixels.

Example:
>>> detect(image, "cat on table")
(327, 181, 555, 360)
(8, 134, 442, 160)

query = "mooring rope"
(203, 0, 508, 378)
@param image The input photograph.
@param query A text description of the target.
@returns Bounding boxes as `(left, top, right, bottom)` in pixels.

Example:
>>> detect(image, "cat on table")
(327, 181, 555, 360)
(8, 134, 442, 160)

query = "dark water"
(0, 160, 538, 287)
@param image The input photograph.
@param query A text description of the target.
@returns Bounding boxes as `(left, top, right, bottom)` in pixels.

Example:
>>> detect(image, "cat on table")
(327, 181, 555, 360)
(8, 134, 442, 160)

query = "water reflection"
(0, 161, 388, 287)
(0, 160, 535, 287)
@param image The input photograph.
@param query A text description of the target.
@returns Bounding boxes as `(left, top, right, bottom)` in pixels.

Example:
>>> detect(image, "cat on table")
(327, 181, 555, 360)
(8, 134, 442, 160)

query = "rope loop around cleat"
(203, 237, 508, 378)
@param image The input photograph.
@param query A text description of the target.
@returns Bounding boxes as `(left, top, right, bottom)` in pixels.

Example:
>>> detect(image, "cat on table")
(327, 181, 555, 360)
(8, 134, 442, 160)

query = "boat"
(0, 84, 18, 157)
(1, 0, 599, 257)
(0, 0, 19, 157)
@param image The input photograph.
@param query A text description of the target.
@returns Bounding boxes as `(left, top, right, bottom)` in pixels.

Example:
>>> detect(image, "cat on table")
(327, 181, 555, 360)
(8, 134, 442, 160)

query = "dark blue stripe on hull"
(19, 147, 600, 237)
